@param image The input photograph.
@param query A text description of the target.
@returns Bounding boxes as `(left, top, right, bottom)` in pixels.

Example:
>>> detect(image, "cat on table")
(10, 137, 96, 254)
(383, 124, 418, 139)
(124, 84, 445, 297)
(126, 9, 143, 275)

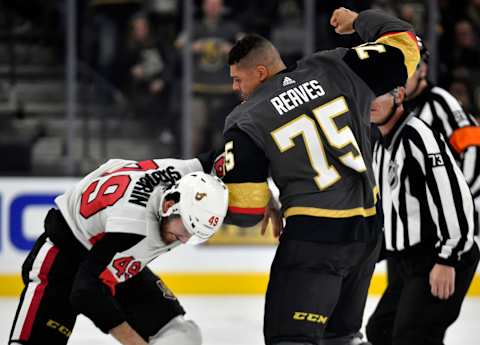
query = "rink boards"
(0, 177, 478, 297)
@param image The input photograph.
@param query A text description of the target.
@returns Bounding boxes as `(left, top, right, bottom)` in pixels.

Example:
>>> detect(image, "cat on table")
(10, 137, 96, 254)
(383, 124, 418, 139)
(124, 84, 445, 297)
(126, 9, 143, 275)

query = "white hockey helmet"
(160, 172, 229, 245)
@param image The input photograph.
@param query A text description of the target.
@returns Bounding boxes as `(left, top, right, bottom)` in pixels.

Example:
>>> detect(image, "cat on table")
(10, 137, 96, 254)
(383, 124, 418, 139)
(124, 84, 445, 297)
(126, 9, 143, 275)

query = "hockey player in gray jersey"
(215, 7, 419, 345)
(9, 158, 228, 345)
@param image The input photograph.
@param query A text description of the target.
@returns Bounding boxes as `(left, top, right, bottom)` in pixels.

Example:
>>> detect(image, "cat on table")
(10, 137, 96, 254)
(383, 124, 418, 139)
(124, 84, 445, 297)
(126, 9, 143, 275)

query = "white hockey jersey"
(55, 158, 203, 285)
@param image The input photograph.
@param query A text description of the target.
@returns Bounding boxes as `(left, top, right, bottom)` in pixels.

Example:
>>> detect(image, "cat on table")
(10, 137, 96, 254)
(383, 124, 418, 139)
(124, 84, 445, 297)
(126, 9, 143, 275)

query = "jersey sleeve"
(105, 217, 147, 236)
(97, 235, 178, 297)
(449, 121, 480, 154)
(196, 150, 219, 172)
(221, 127, 270, 227)
(429, 87, 476, 142)
(428, 87, 480, 200)
(460, 134, 480, 202)
(342, 9, 420, 96)
(152, 158, 204, 176)
(70, 233, 144, 333)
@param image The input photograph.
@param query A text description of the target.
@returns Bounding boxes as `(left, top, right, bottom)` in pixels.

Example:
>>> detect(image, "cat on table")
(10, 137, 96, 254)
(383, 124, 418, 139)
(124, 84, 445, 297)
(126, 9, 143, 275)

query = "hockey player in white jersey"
(9, 157, 228, 345)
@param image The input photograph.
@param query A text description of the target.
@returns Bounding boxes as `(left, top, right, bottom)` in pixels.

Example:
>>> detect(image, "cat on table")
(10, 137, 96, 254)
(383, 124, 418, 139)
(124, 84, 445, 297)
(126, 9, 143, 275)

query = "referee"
(405, 37, 480, 231)
(366, 85, 479, 345)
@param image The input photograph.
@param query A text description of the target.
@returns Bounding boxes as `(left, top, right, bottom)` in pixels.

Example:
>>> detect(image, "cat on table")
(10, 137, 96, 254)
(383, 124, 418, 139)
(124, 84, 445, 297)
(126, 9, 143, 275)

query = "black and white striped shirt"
(373, 113, 475, 265)
(407, 85, 480, 212)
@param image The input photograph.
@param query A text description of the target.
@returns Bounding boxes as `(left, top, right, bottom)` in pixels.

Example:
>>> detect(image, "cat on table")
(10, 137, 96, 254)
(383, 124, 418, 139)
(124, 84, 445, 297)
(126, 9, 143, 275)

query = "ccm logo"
(293, 312, 328, 324)
(46, 319, 72, 337)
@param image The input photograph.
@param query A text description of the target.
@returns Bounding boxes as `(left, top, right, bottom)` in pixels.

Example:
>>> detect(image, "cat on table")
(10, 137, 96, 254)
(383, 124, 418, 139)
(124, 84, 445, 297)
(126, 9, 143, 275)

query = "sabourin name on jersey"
(270, 79, 325, 115)
(129, 166, 181, 207)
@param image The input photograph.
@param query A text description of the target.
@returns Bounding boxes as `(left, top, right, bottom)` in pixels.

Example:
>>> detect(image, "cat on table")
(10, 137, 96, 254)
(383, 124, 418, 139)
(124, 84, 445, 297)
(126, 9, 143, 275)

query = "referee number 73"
(428, 153, 445, 167)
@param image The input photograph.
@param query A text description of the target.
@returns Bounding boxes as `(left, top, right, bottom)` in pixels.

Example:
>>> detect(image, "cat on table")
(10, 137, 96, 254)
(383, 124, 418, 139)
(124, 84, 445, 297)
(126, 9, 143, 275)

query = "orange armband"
(449, 127, 480, 153)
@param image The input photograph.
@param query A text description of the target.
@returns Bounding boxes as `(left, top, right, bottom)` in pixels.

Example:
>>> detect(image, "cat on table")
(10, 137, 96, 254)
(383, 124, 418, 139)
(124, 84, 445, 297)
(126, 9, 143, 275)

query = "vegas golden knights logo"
(195, 192, 207, 201)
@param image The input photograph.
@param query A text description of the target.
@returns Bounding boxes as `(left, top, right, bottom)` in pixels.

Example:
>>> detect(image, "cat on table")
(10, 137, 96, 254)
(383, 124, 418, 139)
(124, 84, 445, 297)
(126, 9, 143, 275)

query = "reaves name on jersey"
(270, 79, 326, 116)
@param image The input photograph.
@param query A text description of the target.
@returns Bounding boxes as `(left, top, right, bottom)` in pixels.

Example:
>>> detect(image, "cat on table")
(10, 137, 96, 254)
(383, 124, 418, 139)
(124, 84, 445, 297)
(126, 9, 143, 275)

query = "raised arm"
(331, 7, 420, 96)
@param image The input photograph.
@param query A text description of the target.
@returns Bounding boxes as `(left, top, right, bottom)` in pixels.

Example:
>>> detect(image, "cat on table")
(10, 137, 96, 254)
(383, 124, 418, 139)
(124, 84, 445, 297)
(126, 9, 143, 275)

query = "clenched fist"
(330, 7, 359, 34)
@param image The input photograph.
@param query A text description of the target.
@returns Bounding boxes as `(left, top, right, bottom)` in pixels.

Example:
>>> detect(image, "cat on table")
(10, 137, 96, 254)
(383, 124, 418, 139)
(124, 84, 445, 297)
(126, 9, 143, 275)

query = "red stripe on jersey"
(89, 232, 106, 245)
(20, 245, 60, 341)
(228, 206, 266, 215)
(99, 268, 118, 296)
(102, 160, 159, 176)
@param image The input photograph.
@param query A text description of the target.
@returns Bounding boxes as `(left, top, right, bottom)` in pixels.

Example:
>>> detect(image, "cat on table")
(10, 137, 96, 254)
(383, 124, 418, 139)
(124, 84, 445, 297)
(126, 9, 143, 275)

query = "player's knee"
(149, 315, 202, 345)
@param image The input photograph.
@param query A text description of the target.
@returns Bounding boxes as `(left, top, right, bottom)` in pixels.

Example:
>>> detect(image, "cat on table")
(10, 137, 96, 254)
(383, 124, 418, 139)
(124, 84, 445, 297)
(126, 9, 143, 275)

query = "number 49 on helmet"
(160, 172, 229, 245)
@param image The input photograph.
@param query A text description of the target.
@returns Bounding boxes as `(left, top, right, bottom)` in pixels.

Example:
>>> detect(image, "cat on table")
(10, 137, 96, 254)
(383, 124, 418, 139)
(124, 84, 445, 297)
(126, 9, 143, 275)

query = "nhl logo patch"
(387, 161, 399, 189)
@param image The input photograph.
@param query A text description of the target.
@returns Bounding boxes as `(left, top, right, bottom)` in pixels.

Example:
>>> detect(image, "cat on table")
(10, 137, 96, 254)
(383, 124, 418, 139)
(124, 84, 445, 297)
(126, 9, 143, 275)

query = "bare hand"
(131, 65, 144, 79)
(192, 41, 204, 52)
(110, 321, 148, 345)
(429, 263, 455, 300)
(219, 42, 233, 54)
(149, 79, 165, 93)
(260, 198, 283, 238)
(330, 7, 359, 34)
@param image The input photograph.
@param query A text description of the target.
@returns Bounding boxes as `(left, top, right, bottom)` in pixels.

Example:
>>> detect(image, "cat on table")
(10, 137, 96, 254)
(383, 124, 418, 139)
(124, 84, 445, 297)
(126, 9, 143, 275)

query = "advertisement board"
(0, 178, 477, 297)
(0, 177, 277, 295)
(0, 178, 76, 273)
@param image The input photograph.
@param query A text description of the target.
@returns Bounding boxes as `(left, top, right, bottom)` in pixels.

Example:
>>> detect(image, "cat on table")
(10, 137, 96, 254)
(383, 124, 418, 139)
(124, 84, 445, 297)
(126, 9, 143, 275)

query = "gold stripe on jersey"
(376, 31, 420, 78)
(227, 182, 270, 209)
(284, 205, 376, 218)
(284, 186, 379, 218)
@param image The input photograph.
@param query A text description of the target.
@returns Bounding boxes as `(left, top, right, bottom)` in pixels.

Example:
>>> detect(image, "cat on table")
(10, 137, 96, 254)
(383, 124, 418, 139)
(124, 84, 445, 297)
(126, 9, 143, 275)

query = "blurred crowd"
(4, 0, 479, 156)
(374, 0, 480, 117)
(81, 0, 480, 154)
